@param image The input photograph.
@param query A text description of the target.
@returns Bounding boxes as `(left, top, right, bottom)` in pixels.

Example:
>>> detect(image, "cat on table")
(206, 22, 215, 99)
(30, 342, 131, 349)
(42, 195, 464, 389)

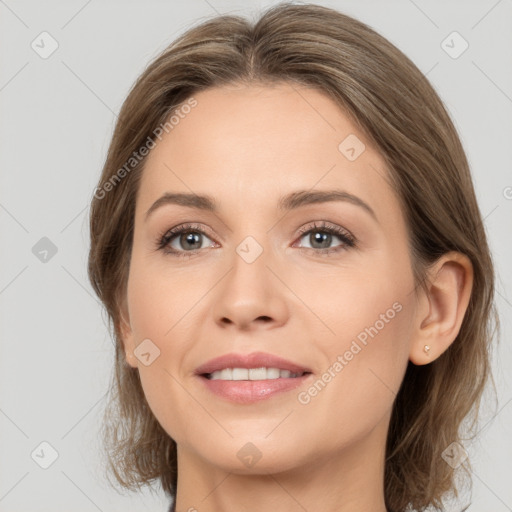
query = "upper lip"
(195, 351, 312, 375)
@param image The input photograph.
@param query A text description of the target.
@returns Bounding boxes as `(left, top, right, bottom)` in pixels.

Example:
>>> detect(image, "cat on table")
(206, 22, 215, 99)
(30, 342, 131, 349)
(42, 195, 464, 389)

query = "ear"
(409, 251, 474, 365)
(118, 299, 139, 369)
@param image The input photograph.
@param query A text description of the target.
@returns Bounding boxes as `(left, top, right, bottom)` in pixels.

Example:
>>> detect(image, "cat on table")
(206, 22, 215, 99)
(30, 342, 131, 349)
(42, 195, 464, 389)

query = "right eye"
(157, 223, 217, 258)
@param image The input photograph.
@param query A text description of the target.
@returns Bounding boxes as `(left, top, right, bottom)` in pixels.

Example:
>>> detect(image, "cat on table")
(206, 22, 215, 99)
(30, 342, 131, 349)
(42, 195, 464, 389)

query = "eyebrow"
(144, 189, 377, 222)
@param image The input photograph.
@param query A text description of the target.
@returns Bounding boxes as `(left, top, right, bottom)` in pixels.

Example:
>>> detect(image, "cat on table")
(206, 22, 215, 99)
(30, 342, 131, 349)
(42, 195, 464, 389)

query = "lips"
(194, 351, 312, 377)
(194, 352, 314, 403)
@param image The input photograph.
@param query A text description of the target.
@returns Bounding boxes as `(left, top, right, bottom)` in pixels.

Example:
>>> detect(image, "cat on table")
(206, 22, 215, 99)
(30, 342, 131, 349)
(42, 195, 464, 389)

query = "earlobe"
(409, 252, 474, 366)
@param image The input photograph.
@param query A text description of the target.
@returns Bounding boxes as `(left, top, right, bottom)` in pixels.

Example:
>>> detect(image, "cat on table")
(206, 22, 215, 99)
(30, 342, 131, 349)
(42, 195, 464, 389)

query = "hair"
(87, 2, 498, 511)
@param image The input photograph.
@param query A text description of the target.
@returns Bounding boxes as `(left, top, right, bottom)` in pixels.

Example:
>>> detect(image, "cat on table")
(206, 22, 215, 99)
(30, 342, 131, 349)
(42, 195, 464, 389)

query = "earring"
(424, 344, 431, 355)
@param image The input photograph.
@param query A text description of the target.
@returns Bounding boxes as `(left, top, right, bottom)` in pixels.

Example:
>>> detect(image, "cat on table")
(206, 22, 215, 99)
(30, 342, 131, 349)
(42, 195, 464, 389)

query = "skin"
(119, 82, 473, 512)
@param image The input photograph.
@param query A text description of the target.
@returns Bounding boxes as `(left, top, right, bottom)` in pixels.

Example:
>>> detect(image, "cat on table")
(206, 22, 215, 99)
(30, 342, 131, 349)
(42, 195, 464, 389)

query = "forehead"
(136, 82, 397, 223)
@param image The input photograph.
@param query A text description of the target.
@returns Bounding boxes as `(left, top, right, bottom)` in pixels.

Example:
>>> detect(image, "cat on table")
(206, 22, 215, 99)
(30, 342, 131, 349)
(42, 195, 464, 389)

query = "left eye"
(295, 225, 355, 251)
(298, 230, 343, 249)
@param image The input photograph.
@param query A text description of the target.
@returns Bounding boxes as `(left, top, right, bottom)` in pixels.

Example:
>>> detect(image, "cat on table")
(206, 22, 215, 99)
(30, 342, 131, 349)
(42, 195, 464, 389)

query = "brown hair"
(87, 3, 498, 511)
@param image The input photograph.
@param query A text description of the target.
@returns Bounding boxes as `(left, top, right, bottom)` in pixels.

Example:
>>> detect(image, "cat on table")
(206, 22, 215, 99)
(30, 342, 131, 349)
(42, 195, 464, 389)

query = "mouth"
(194, 352, 313, 403)
(202, 367, 311, 380)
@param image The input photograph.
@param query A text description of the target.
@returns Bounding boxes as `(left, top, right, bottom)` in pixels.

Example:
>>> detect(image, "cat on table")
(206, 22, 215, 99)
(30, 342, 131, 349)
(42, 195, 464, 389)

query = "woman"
(88, 3, 497, 511)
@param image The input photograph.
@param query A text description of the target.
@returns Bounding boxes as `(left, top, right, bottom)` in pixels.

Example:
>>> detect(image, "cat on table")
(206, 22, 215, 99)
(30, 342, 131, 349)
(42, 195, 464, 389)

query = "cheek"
(324, 281, 411, 358)
(293, 250, 413, 354)
(126, 252, 207, 342)
(296, 255, 414, 411)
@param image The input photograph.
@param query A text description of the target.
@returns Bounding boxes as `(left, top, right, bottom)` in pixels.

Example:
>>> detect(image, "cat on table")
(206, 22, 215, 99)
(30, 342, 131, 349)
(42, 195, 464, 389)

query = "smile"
(206, 367, 308, 380)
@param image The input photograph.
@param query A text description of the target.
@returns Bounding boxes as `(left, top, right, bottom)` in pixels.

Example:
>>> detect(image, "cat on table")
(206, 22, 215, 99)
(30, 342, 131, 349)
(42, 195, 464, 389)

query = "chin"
(189, 435, 313, 476)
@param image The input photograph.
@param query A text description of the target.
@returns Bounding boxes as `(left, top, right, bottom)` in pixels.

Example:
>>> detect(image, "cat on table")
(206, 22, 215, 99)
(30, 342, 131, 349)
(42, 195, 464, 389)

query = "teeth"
(208, 367, 304, 381)
(266, 367, 280, 379)
(219, 368, 232, 380)
(249, 367, 266, 380)
(232, 368, 249, 380)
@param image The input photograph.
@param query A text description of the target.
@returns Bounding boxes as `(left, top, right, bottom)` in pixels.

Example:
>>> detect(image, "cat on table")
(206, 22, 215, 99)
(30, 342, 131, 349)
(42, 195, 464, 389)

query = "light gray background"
(0, 1, 511, 511)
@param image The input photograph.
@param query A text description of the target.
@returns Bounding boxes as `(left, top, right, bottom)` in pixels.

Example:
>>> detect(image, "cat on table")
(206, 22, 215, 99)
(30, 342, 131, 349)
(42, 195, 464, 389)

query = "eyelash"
(155, 221, 357, 259)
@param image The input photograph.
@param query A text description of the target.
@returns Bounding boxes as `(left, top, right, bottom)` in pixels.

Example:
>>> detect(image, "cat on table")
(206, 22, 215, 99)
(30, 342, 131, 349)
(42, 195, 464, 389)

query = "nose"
(212, 243, 289, 331)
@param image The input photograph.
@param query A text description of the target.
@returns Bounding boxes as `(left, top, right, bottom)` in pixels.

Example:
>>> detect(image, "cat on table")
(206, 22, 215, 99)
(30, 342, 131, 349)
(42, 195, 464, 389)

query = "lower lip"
(198, 374, 312, 403)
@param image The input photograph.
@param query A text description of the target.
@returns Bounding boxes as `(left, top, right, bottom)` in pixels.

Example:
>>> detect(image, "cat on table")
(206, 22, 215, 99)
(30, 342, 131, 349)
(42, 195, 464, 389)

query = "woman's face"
(121, 81, 420, 475)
